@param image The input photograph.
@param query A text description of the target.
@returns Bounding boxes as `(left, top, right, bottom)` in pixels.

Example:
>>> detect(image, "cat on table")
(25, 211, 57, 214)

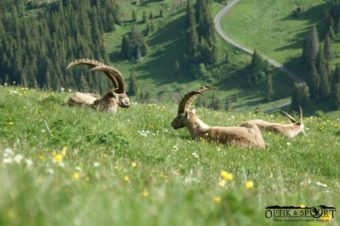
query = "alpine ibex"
(66, 58, 130, 113)
(171, 86, 266, 149)
(242, 107, 306, 138)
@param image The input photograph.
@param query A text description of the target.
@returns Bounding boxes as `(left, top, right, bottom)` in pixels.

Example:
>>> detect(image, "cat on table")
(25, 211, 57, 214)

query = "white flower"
(75, 166, 82, 171)
(191, 152, 199, 158)
(68, 89, 72, 92)
(58, 162, 65, 168)
(60, 87, 65, 92)
(173, 144, 179, 151)
(46, 168, 54, 174)
(14, 154, 24, 163)
(3, 158, 13, 164)
(138, 129, 151, 137)
(9, 90, 19, 95)
(316, 181, 327, 188)
(25, 159, 34, 167)
(93, 162, 100, 168)
(4, 148, 14, 157)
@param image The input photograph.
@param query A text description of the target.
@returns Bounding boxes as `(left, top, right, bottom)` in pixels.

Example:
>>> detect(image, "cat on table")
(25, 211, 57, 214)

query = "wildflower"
(218, 179, 226, 188)
(245, 180, 254, 189)
(61, 146, 67, 156)
(4, 148, 14, 157)
(299, 204, 305, 208)
(286, 142, 291, 146)
(213, 196, 222, 204)
(8, 122, 14, 126)
(3, 158, 13, 164)
(75, 166, 82, 172)
(60, 87, 65, 92)
(93, 162, 100, 168)
(72, 172, 80, 180)
(38, 155, 45, 161)
(25, 159, 33, 167)
(123, 175, 129, 182)
(14, 154, 24, 163)
(316, 181, 327, 188)
(46, 168, 54, 174)
(131, 161, 137, 168)
(142, 190, 149, 198)
(53, 154, 63, 163)
(191, 152, 199, 158)
(220, 170, 233, 181)
(320, 213, 332, 222)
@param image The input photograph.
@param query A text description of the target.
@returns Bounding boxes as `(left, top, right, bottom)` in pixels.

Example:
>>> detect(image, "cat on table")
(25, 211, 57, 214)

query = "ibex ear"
(104, 91, 115, 98)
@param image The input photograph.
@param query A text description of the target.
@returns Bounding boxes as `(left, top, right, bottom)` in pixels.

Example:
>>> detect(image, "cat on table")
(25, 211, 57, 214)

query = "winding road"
(214, 0, 306, 84)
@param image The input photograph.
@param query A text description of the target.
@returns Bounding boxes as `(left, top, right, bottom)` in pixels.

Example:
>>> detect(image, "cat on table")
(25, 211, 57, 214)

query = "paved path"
(214, 0, 306, 84)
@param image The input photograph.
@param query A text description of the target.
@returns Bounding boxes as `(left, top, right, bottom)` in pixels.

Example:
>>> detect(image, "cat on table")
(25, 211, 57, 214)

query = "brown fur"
(171, 86, 266, 149)
(66, 59, 130, 113)
(241, 119, 305, 138)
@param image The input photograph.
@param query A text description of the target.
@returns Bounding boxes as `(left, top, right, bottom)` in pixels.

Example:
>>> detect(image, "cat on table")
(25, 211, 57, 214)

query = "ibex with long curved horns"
(171, 86, 266, 149)
(66, 58, 130, 113)
(242, 107, 306, 138)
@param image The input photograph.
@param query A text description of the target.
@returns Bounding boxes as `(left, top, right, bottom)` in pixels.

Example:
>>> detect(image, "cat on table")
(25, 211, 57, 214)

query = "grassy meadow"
(0, 86, 339, 226)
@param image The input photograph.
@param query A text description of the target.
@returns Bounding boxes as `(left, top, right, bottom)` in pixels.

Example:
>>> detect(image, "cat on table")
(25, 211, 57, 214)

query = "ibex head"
(282, 106, 306, 136)
(171, 86, 212, 129)
(91, 65, 130, 108)
(67, 58, 130, 108)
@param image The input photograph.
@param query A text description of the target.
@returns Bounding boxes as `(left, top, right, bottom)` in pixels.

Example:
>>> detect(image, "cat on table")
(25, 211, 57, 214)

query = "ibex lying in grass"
(171, 86, 266, 149)
(242, 107, 306, 138)
(66, 58, 130, 112)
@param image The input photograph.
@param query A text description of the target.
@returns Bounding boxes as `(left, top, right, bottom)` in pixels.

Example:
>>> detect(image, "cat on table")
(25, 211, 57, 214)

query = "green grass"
(0, 86, 339, 226)
(220, 0, 340, 72)
(100, 1, 294, 109)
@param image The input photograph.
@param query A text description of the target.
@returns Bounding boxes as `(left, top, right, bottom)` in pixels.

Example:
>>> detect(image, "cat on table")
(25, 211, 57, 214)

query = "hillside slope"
(0, 86, 339, 225)
(220, 0, 340, 73)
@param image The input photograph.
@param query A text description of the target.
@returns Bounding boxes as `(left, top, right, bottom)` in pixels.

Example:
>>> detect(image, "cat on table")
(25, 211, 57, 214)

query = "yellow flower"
(299, 204, 305, 208)
(245, 180, 254, 189)
(8, 122, 14, 126)
(142, 190, 149, 198)
(123, 175, 129, 182)
(61, 146, 67, 156)
(72, 172, 80, 180)
(131, 161, 137, 168)
(53, 154, 63, 163)
(38, 155, 45, 161)
(320, 213, 332, 222)
(220, 170, 233, 181)
(213, 196, 222, 204)
(218, 179, 226, 188)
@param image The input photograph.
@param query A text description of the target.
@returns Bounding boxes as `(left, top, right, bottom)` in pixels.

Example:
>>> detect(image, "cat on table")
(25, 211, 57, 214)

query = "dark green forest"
(0, 0, 120, 93)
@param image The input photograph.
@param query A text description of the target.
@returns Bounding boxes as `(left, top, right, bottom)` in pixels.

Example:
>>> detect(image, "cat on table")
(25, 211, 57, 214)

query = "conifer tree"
(291, 83, 310, 110)
(128, 72, 138, 96)
(309, 64, 320, 100)
(302, 26, 320, 65)
(324, 33, 333, 61)
(316, 49, 331, 99)
(265, 73, 273, 102)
